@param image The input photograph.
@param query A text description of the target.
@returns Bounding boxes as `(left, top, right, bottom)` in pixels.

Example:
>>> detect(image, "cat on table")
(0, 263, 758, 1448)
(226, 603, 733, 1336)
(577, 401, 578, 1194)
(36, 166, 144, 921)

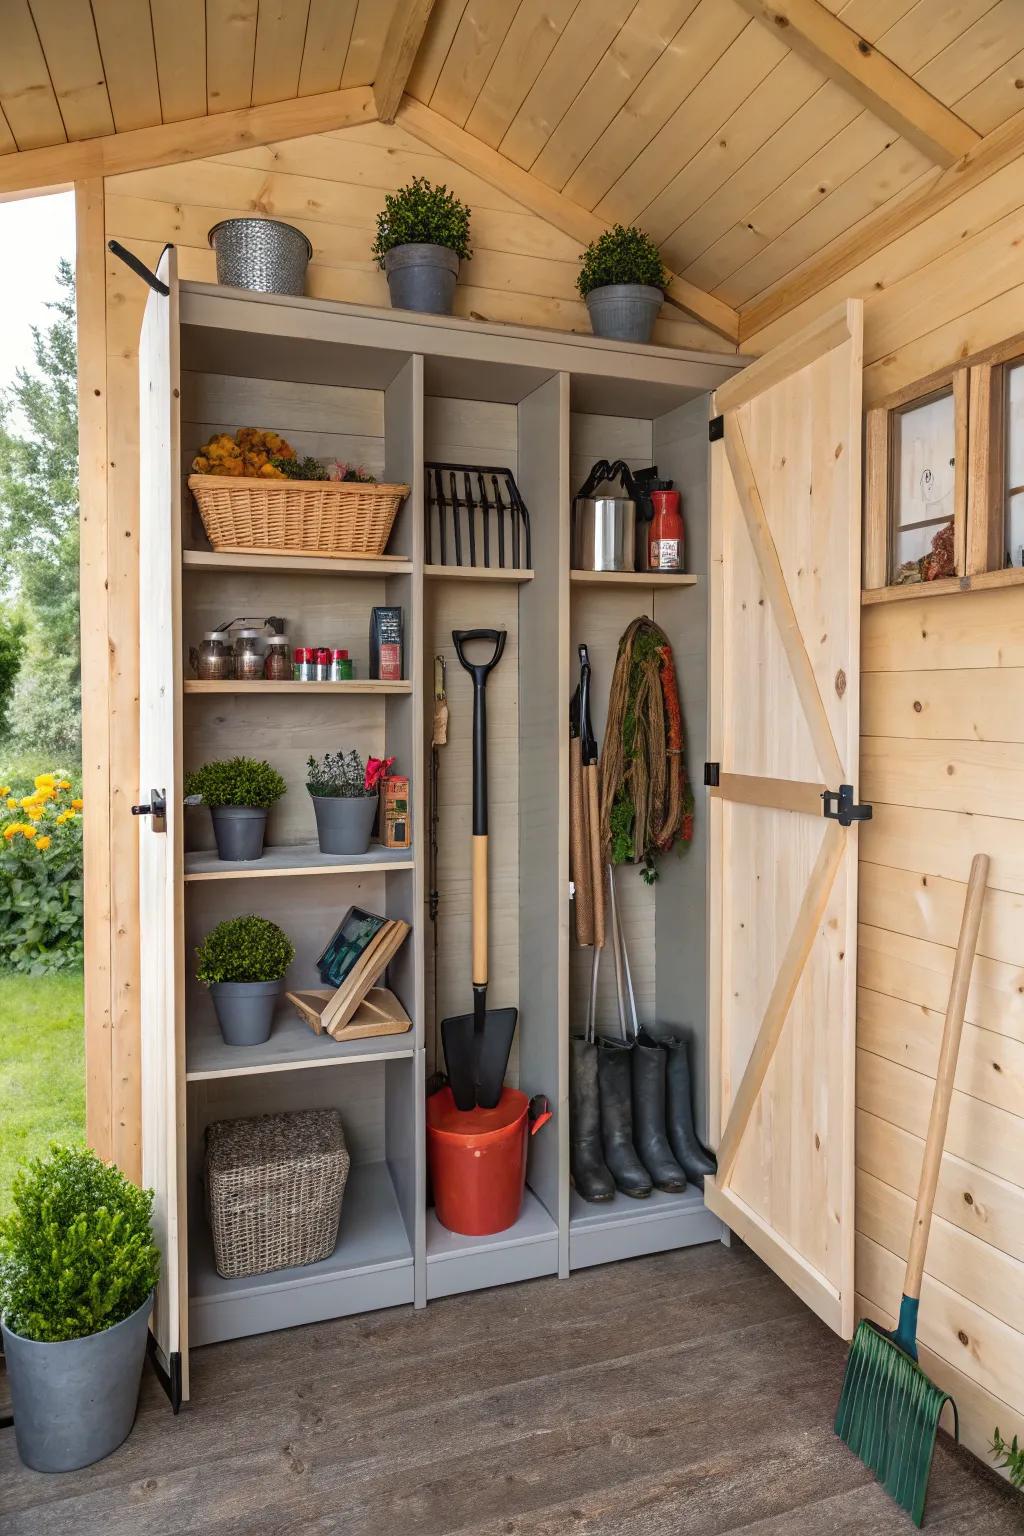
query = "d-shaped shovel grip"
(452, 628, 507, 989)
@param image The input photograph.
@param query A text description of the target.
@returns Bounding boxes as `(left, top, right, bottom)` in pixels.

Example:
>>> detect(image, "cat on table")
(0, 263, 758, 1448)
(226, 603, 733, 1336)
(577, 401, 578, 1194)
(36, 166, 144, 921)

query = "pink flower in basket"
(364, 756, 395, 792)
(326, 461, 377, 484)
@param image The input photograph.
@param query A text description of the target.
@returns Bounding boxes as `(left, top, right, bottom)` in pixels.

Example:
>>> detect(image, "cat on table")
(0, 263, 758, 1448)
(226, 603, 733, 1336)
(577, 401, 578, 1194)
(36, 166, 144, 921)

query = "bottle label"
(651, 539, 680, 570)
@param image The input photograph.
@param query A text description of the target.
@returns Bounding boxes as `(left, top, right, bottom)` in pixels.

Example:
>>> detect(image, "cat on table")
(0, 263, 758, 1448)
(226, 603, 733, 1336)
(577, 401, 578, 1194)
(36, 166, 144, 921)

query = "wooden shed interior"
(2, 0, 1024, 1500)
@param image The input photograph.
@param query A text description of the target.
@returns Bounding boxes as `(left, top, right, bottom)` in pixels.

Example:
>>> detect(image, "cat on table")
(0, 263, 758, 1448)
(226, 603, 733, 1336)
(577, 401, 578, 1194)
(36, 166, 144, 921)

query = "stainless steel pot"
(572, 460, 638, 572)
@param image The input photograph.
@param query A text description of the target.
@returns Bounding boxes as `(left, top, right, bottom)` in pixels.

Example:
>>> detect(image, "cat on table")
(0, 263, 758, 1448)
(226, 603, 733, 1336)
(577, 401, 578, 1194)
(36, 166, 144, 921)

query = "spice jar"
(264, 634, 292, 680)
(314, 646, 331, 682)
(648, 490, 684, 572)
(233, 628, 266, 681)
(294, 646, 314, 682)
(190, 631, 234, 680)
(330, 648, 354, 681)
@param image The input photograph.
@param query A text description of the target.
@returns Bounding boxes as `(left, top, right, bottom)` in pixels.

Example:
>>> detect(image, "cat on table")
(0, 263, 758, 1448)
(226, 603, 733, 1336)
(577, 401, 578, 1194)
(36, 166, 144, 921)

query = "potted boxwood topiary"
(372, 176, 472, 315)
(0, 1145, 160, 1472)
(577, 224, 668, 344)
(184, 756, 286, 862)
(197, 913, 295, 1046)
(306, 750, 391, 856)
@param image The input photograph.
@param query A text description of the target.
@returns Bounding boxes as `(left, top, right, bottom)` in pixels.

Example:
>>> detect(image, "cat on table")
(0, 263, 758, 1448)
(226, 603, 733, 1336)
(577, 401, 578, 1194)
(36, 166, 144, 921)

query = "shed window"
(1004, 361, 1024, 567)
(891, 391, 956, 581)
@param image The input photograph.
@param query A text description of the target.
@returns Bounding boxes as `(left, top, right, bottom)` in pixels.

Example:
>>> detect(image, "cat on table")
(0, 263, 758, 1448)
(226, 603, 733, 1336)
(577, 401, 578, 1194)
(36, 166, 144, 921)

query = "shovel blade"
(441, 1006, 518, 1111)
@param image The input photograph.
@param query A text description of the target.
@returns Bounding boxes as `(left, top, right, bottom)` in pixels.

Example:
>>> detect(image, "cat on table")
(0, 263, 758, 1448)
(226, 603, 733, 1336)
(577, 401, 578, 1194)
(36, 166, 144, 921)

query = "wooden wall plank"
(859, 921, 1024, 1048)
(861, 736, 1024, 819)
(298, 0, 358, 97)
(859, 861, 1024, 968)
(862, 667, 1024, 742)
(206, 0, 259, 113)
(861, 801, 1024, 895)
(149, 0, 207, 123)
(0, 0, 68, 149)
(252, 0, 313, 107)
(858, 986, 1024, 1116)
(861, 585, 1024, 672)
(342, 0, 401, 88)
(428, 0, 516, 127)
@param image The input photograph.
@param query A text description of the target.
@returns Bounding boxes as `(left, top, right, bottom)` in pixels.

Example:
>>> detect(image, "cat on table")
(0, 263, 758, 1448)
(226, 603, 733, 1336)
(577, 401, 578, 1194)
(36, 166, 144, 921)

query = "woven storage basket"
(205, 1109, 350, 1280)
(188, 475, 409, 558)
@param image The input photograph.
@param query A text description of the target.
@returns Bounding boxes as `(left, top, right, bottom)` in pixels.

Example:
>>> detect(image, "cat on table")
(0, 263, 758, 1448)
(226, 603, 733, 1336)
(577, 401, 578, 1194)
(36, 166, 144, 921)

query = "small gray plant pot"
(2, 1290, 153, 1472)
(584, 283, 663, 344)
(384, 243, 460, 315)
(311, 793, 377, 856)
(210, 980, 280, 1046)
(210, 805, 268, 862)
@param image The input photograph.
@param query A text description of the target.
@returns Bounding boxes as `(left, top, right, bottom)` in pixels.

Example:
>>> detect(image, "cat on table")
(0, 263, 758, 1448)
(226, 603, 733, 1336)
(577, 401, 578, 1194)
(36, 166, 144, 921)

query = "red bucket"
(426, 1087, 550, 1236)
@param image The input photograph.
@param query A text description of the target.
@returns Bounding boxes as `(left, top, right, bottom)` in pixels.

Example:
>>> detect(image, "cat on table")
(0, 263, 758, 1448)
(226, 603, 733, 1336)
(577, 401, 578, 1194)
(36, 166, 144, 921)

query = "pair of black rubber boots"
(570, 1029, 716, 1200)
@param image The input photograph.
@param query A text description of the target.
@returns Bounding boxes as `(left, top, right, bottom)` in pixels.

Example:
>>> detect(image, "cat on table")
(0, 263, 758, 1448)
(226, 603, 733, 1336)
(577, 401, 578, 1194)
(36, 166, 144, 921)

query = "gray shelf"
(425, 1188, 558, 1299)
(186, 995, 414, 1080)
(569, 1186, 722, 1271)
(184, 841, 414, 881)
(189, 1161, 414, 1346)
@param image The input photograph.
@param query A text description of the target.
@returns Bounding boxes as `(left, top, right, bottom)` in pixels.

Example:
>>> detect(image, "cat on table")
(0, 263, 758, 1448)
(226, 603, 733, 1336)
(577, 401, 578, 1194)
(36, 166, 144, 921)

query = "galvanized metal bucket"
(208, 218, 313, 296)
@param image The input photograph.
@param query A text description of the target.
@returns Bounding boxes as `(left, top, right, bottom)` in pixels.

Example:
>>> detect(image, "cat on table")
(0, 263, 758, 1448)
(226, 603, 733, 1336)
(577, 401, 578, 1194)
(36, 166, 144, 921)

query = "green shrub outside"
(372, 177, 472, 266)
(0, 1144, 160, 1343)
(195, 914, 295, 985)
(577, 224, 668, 298)
(185, 756, 286, 810)
(0, 768, 83, 974)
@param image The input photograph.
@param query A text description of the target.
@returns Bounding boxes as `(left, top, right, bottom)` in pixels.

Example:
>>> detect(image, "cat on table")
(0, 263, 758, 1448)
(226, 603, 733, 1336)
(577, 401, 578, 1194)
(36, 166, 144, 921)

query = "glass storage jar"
(233, 628, 266, 681)
(264, 635, 292, 680)
(191, 631, 234, 680)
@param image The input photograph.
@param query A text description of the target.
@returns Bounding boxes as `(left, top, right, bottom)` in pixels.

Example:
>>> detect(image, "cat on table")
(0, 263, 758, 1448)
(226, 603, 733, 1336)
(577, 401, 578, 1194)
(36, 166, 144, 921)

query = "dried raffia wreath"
(598, 616, 694, 884)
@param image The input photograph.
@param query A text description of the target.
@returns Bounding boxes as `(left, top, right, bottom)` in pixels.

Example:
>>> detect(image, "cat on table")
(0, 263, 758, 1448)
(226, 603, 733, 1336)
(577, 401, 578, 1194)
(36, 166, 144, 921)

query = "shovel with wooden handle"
(579, 645, 605, 950)
(441, 628, 517, 1111)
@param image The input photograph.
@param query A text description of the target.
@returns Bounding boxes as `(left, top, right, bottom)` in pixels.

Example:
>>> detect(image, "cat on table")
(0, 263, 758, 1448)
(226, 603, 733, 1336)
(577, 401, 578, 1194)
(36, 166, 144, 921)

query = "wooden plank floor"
(1, 1242, 1020, 1534)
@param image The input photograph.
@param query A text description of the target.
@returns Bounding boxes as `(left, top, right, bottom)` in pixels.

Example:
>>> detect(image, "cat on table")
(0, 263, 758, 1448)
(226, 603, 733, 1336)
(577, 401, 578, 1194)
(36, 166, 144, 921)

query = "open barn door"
(704, 301, 864, 1339)
(136, 247, 188, 1404)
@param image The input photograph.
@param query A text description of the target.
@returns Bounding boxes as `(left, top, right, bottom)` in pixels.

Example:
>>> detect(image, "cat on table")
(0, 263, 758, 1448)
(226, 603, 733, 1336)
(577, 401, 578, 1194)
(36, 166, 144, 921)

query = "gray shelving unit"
(137, 257, 745, 1399)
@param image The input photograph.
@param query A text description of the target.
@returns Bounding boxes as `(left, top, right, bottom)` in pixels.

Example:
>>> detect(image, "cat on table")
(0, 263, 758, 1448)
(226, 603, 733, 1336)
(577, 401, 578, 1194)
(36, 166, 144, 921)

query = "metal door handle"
(132, 790, 167, 830)
(822, 785, 872, 826)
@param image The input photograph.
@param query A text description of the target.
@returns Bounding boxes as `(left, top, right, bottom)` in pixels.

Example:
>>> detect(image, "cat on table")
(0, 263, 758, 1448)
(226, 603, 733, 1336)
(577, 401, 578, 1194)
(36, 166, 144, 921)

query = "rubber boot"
(632, 1031, 689, 1193)
(597, 1038, 652, 1199)
(570, 1036, 615, 1202)
(664, 1033, 717, 1186)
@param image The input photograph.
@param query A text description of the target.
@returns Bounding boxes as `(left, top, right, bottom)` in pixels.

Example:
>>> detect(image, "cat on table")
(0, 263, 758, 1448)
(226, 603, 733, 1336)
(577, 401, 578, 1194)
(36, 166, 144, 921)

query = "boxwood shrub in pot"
(577, 224, 668, 344)
(372, 177, 472, 315)
(196, 914, 295, 1046)
(0, 1145, 161, 1472)
(306, 750, 391, 856)
(184, 756, 286, 862)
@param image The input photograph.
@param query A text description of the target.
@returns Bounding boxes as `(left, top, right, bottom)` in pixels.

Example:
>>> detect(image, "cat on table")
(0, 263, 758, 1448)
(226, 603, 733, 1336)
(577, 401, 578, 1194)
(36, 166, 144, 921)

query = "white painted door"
(137, 247, 188, 1398)
(704, 301, 864, 1338)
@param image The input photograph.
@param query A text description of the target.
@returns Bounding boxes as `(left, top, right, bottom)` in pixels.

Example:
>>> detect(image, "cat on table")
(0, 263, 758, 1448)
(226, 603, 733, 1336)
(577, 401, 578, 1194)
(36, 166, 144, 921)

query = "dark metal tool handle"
(107, 240, 171, 296)
(578, 644, 597, 764)
(452, 629, 506, 835)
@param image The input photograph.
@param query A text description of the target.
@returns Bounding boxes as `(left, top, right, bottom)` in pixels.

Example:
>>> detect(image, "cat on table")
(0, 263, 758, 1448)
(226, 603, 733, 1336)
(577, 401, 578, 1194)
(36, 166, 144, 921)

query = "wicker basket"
(188, 475, 409, 558)
(205, 1109, 350, 1280)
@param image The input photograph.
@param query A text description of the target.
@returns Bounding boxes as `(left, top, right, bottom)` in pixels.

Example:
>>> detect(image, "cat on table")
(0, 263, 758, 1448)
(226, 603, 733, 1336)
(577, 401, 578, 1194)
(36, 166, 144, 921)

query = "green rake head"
(835, 1309, 958, 1527)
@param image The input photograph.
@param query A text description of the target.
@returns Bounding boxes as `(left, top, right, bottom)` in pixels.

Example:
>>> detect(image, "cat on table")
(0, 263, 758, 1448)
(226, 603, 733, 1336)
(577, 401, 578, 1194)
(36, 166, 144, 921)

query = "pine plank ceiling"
(2, 0, 1023, 321)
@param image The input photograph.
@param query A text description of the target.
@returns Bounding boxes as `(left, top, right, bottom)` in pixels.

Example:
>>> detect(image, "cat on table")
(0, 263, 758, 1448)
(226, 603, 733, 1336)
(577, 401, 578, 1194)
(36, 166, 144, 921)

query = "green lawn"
(0, 971, 85, 1213)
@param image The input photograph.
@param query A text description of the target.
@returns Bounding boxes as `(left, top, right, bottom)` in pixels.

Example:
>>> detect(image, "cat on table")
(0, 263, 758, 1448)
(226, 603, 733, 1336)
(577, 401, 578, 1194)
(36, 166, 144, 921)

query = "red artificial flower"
(364, 755, 395, 791)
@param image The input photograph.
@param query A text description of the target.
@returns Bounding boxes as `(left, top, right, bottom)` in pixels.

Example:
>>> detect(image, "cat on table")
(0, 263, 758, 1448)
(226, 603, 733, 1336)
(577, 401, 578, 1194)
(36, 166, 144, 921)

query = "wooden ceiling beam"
(373, 0, 439, 124)
(735, 0, 980, 168)
(738, 108, 1024, 345)
(396, 97, 740, 343)
(0, 86, 376, 200)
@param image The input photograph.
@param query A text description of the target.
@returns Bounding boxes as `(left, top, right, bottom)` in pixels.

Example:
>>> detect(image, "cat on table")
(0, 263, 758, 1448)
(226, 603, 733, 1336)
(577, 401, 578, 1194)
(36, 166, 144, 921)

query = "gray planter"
(2, 1291, 152, 1472)
(210, 804, 268, 862)
(384, 243, 459, 314)
(585, 283, 663, 344)
(311, 793, 377, 856)
(210, 980, 280, 1046)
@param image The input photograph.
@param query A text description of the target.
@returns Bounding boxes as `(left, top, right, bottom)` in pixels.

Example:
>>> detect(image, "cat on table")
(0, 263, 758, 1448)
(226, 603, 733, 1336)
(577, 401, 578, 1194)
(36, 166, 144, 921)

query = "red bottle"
(648, 489, 684, 571)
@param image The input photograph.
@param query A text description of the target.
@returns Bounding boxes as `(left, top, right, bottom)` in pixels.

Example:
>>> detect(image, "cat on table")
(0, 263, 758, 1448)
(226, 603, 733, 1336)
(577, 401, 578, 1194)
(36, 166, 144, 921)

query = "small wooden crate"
(188, 475, 409, 558)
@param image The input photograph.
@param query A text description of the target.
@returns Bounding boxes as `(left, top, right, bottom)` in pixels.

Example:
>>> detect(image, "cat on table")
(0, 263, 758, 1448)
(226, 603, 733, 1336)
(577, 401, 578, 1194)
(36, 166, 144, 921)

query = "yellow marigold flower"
(22, 825, 36, 839)
(19, 796, 35, 809)
(59, 779, 71, 790)
(0, 785, 9, 797)
(34, 774, 55, 789)
(3, 823, 19, 840)
(35, 835, 51, 850)
(6, 798, 16, 811)
(25, 805, 43, 821)
(72, 798, 83, 811)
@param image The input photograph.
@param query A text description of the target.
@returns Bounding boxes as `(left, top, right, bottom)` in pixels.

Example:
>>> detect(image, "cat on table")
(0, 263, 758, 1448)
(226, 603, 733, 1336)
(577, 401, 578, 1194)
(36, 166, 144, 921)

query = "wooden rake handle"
(904, 853, 989, 1301)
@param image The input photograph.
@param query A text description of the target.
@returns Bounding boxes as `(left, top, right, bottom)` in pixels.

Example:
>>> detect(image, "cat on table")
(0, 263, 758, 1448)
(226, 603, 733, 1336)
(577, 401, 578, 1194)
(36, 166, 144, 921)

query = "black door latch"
(822, 784, 872, 826)
(132, 789, 167, 832)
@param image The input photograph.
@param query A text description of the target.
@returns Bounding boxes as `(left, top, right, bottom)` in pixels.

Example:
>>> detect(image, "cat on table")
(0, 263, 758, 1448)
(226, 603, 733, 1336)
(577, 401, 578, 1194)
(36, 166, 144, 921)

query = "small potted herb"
(0, 1146, 160, 1472)
(372, 177, 472, 315)
(184, 756, 286, 862)
(196, 914, 295, 1046)
(577, 224, 668, 344)
(306, 750, 392, 856)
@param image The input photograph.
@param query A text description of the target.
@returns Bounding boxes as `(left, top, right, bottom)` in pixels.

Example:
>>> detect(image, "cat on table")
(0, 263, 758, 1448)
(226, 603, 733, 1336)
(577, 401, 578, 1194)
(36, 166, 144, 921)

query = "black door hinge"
(147, 1333, 183, 1414)
(704, 761, 721, 787)
(708, 415, 724, 442)
(822, 784, 872, 827)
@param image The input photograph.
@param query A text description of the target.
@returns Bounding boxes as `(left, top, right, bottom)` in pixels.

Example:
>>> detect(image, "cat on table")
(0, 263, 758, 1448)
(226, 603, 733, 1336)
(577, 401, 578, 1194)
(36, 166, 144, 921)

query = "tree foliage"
(0, 260, 81, 763)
